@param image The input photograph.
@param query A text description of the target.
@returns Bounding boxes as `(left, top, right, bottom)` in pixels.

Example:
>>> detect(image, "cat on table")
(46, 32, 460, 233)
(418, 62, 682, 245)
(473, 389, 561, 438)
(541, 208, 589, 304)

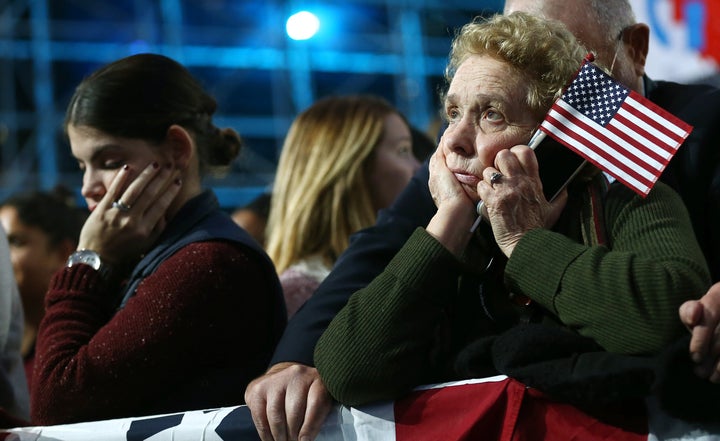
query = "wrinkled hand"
(679, 282, 720, 383)
(245, 362, 333, 441)
(77, 162, 181, 266)
(428, 147, 474, 215)
(477, 146, 567, 257)
(426, 148, 476, 255)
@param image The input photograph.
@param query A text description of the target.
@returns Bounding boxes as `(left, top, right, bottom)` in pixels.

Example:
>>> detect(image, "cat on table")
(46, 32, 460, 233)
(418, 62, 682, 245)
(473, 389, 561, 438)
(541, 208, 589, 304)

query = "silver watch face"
(68, 250, 102, 271)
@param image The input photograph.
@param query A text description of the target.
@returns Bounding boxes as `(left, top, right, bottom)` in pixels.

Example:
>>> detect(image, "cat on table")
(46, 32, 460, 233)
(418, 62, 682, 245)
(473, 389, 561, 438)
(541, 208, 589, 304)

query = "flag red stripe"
(626, 90, 693, 136)
(606, 120, 672, 167)
(611, 113, 678, 160)
(618, 104, 687, 149)
(547, 104, 661, 183)
(551, 101, 665, 175)
(542, 113, 654, 194)
(615, 102, 687, 154)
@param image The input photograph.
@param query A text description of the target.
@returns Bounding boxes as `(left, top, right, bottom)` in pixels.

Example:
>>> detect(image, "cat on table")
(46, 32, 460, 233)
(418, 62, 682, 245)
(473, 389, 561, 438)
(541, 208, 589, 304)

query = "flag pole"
(528, 127, 587, 202)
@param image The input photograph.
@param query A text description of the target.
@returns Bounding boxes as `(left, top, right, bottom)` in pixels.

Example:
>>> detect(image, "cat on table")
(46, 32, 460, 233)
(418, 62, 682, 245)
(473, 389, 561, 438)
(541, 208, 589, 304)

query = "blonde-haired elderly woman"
(314, 10, 709, 418)
(266, 95, 421, 318)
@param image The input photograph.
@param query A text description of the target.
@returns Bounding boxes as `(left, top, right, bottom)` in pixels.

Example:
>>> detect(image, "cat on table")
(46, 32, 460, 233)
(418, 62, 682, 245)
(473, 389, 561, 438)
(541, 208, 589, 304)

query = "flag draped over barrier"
(3, 376, 719, 441)
(540, 58, 693, 197)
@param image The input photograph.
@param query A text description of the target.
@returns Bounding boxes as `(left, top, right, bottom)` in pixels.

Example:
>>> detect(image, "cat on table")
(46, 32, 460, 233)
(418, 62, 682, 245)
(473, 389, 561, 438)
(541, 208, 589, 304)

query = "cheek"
(476, 132, 530, 162)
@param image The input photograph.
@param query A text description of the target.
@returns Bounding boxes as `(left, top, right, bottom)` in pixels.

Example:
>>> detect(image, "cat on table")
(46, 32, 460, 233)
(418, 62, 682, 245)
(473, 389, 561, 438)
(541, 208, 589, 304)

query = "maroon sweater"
(31, 241, 281, 425)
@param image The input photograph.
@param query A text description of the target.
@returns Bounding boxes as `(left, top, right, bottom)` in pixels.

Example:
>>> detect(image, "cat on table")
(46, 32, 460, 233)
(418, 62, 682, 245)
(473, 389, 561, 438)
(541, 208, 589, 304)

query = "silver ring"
(112, 200, 131, 212)
(490, 172, 503, 185)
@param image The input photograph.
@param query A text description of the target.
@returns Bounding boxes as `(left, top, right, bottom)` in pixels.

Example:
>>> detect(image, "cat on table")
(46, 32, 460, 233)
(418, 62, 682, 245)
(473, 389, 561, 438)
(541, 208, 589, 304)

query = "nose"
(80, 169, 105, 205)
(441, 118, 475, 158)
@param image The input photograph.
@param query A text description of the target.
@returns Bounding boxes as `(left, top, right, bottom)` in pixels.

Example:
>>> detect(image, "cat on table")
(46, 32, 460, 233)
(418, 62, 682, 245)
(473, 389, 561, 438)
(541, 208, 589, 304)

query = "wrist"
(66, 249, 114, 281)
(426, 206, 474, 256)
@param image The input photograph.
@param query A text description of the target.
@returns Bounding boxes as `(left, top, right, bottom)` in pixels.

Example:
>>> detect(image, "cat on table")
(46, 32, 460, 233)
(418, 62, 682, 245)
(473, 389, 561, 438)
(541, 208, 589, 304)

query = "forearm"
(31, 265, 129, 424)
(506, 183, 710, 354)
(32, 242, 278, 424)
(314, 228, 459, 406)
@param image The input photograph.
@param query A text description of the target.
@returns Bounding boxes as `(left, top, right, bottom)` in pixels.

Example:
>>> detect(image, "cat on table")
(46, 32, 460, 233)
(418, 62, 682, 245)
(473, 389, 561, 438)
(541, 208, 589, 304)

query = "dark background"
(0, 0, 503, 209)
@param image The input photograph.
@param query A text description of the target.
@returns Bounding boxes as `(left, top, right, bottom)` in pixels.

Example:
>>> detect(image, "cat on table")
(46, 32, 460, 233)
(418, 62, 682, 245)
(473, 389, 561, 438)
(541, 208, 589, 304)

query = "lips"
(453, 171, 480, 186)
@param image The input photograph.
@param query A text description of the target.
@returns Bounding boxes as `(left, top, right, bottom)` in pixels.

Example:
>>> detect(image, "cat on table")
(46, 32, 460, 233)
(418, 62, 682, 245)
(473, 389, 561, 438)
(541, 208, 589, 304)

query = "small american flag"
(539, 59, 693, 196)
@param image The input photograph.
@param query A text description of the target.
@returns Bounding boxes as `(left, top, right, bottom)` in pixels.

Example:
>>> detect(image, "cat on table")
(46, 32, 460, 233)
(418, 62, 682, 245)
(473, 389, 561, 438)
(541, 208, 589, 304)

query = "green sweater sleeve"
(505, 181, 710, 354)
(315, 228, 462, 407)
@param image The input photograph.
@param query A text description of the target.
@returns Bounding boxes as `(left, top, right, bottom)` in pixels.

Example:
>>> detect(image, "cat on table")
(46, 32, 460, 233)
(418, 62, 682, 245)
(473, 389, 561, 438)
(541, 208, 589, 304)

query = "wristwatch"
(66, 249, 111, 279)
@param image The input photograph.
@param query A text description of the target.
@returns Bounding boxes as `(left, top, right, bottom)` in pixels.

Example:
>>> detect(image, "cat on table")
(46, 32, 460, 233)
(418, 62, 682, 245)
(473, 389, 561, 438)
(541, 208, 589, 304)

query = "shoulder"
(158, 240, 273, 280)
(650, 80, 720, 108)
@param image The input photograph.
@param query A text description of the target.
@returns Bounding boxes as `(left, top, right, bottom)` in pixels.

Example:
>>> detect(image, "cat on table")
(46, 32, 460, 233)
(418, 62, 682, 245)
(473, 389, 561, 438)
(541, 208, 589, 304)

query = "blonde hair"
(266, 95, 401, 274)
(446, 12, 588, 118)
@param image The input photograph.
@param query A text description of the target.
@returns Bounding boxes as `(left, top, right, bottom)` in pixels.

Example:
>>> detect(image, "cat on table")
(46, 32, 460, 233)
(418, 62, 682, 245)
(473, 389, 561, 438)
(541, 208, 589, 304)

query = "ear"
(164, 124, 193, 170)
(623, 23, 649, 77)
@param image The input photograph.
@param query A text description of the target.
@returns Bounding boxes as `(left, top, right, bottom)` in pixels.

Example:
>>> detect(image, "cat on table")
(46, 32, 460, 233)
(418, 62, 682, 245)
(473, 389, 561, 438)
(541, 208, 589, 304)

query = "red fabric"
(394, 378, 648, 441)
(31, 241, 280, 425)
(23, 348, 34, 393)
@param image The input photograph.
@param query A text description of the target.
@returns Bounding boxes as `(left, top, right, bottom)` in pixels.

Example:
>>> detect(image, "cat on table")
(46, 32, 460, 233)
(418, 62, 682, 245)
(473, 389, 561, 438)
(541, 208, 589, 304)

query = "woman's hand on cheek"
(426, 148, 476, 256)
(478, 146, 565, 258)
(428, 147, 475, 220)
(77, 162, 182, 267)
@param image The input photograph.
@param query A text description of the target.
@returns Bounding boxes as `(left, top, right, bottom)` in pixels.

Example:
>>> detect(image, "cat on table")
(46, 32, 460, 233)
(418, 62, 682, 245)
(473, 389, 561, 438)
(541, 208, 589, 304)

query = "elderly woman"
(313, 12, 710, 408)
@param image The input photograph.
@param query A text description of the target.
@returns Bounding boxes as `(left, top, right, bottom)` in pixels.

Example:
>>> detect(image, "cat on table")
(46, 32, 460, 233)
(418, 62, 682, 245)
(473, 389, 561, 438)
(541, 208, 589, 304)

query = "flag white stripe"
(608, 117, 674, 160)
(555, 101, 665, 172)
(616, 106, 683, 152)
(541, 116, 651, 194)
(625, 95, 689, 138)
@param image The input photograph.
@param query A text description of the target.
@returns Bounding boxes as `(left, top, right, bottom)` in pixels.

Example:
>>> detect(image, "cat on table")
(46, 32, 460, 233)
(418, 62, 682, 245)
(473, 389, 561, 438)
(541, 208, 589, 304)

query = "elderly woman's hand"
(426, 147, 477, 256)
(77, 162, 182, 267)
(477, 145, 567, 257)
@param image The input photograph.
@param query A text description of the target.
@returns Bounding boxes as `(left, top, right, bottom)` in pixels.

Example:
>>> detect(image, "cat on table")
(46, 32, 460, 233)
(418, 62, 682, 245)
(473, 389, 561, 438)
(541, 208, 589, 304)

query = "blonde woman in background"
(266, 95, 421, 318)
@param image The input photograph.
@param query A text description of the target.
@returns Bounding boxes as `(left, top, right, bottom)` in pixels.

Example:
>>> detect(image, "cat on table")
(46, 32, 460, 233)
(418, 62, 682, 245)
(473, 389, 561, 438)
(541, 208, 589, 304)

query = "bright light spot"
(286, 11, 320, 41)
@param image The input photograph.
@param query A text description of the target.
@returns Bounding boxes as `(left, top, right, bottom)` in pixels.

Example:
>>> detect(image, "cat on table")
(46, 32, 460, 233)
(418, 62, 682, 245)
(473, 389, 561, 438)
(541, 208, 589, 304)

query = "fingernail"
(691, 352, 703, 363)
(122, 164, 129, 171)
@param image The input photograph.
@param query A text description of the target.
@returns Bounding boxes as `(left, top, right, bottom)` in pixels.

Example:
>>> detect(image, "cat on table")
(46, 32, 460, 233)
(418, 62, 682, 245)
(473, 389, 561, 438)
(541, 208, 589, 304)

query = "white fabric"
(4, 377, 719, 441)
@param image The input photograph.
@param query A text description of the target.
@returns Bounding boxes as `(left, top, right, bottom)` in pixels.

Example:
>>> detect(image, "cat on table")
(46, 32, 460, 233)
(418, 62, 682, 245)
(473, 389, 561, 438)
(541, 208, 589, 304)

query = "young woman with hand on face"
(30, 53, 286, 425)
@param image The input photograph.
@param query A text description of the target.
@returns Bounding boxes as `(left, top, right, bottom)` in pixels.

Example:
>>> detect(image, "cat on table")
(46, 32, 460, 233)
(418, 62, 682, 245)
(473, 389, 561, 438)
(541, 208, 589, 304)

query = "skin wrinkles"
(440, 55, 537, 203)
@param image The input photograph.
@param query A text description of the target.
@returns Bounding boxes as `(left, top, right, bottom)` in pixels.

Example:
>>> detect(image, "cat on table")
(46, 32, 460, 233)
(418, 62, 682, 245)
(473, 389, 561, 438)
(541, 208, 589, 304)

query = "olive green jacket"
(315, 181, 710, 407)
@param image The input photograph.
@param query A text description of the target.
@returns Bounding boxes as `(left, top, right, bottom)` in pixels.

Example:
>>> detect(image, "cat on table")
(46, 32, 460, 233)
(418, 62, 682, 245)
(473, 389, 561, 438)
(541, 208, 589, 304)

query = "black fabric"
(452, 324, 720, 423)
(654, 335, 720, 423)
(648, 78, 720, 281)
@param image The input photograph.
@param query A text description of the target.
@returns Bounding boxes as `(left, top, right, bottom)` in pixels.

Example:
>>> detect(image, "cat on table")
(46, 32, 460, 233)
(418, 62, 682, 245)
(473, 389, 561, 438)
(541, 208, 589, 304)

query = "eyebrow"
(444, 92, 511, 113)
(73, 143, 123, 163)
